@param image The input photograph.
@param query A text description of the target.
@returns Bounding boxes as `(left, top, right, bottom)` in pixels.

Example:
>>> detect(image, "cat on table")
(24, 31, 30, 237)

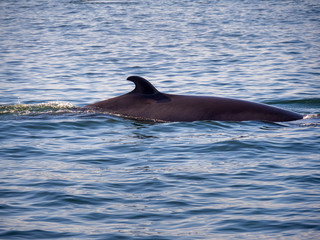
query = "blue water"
(1, 0, 320, 239)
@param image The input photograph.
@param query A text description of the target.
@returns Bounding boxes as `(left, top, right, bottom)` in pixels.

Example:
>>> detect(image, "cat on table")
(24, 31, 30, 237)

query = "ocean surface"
(1, 0, 320, 239)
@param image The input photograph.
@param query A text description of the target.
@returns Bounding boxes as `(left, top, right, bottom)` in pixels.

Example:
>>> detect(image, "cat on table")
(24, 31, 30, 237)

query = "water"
(1, 0, 320, 239)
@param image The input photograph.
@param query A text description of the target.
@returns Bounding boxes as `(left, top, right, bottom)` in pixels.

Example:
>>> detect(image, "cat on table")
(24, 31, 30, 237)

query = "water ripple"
(1, 0, 320, 239)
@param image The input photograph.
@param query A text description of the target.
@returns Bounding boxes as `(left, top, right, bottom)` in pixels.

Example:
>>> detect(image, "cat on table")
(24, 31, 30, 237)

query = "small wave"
(0, 102, 78, 116)
(303, 114, 319, 120)
(73, 0, 138, 5)
(299, 114, 320, 127)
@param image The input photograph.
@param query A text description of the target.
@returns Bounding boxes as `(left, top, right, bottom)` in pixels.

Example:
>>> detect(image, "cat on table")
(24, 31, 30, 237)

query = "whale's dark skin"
(84, 76, 303, 122)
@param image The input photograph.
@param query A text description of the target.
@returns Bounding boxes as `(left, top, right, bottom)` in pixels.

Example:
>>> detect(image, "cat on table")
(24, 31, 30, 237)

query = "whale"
(84, 76, 303, 122)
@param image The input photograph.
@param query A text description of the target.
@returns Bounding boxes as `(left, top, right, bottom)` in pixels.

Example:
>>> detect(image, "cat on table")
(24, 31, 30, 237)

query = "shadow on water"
(265, 98, 320, 116)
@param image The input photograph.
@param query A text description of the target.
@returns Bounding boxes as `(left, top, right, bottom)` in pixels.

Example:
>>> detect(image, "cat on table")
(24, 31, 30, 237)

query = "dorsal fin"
(127, 76, 160, 95)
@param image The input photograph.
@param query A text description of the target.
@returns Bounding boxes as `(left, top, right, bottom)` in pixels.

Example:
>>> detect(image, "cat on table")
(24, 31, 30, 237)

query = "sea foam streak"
(0, 102, 77, 115)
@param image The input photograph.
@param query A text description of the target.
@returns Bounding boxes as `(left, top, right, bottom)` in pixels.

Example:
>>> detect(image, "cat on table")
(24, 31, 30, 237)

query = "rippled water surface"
(1, 0, 320, 239)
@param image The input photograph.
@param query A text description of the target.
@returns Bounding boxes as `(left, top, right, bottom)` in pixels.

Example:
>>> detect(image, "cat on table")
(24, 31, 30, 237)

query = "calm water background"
(1, 0, 320, 239)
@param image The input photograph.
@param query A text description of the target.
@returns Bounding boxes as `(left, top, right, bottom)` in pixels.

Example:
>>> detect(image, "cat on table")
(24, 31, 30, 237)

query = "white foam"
(303, 114, 319, 120)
